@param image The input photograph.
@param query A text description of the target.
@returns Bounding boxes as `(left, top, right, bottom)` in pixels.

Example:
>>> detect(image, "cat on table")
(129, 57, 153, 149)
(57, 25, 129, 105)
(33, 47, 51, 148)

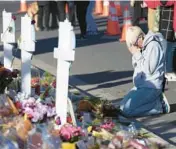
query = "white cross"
(54, 19, 76, 127)
(1, 9, 15, 70)
(20, 14, 35, 97)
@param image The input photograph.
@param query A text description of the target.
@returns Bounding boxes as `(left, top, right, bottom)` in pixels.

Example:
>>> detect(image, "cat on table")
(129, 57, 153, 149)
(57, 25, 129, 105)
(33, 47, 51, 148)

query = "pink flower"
(100, 121, 115, 131)
(59, 124, 83, 141)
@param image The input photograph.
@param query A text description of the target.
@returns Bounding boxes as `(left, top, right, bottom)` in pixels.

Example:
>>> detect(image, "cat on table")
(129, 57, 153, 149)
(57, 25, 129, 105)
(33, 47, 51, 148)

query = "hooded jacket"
(132, 31, 167, 90)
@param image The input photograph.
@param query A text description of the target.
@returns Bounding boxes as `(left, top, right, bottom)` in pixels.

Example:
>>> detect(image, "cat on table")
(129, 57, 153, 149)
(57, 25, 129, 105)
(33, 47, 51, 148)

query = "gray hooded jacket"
(132, 31, 167, 89)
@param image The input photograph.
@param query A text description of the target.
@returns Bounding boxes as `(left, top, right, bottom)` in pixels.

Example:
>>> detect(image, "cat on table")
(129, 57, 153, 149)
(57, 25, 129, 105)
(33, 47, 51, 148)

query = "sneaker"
(165, 72, 176, 81)
(161, 93, 170, 114)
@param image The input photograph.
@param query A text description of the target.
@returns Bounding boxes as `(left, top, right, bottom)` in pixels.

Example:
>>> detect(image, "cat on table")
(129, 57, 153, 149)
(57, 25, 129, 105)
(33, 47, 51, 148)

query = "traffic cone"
(18, 0, 27, 13)
(94, 0, 103, 15)
(120, 6, 132, 42)
(65, 3, 69, 19)
(65, 3, 69, 14)
(105, 1, 121, 36)
(114, 1, 122, 17)
(101, 0, 109, 17)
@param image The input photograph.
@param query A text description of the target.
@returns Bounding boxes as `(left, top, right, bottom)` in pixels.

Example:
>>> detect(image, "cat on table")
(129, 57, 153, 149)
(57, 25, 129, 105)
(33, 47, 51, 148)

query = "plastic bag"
(27, 123, 61, 149)
(0, 94, 13, 117)
(0, 134, 19, 149)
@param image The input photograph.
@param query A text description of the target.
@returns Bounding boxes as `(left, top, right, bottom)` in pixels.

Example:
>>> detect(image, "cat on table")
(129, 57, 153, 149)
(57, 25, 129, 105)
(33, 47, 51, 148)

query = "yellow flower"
(87, 126, 92, 133)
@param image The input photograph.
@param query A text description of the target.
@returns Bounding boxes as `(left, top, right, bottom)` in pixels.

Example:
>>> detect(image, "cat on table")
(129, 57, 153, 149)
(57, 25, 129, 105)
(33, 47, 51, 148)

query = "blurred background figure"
(86, 0, 98, 35)
(27, 2, 39, 31)
(130, 0, 147, 27)
(159, 1, 176, 81)
(56, 1, 75, 26)
(49, 1, 59, 30)
(75, 1, 90, 39)
(37, 1, 50, 31)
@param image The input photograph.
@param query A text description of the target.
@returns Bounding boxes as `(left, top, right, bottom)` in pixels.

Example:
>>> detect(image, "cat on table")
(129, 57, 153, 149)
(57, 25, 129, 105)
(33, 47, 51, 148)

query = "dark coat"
(159, 2, 175, 42)
(133, 1, 148, 19)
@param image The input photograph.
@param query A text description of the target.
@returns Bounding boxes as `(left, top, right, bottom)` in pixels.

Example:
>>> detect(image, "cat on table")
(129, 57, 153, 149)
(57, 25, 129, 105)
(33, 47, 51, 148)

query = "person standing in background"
(49, 1, 59, 30)
(75, 1, 90, 39)
(86, 0, 98, 35)
(159, 0, 176, 81)
(56, 1, 75, 25)
(37, 1, 50, 31)
(130, 0, 147, 27)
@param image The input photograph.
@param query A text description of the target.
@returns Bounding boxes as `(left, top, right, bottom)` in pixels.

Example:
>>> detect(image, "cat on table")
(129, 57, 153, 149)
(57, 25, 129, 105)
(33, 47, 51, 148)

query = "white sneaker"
(165, 72, 176, 81)
(161, 93, 170, 114)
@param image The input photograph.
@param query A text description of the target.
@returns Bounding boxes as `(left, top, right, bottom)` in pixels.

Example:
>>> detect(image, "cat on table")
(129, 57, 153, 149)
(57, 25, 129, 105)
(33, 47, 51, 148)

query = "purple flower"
(12, 15, 16, 20)
(31, 20, 36, 24)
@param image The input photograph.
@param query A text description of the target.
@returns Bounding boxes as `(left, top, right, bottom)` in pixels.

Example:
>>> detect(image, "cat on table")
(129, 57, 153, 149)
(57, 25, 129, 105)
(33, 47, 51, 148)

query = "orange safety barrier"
(120, 6, 132, 42)
(105, 1, 121, 36)
(114, 1, 122, 17)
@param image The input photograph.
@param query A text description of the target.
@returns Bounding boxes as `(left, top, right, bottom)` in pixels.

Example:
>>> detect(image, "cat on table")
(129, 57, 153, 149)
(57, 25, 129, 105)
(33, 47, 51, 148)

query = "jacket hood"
(143, 31, 167, 51)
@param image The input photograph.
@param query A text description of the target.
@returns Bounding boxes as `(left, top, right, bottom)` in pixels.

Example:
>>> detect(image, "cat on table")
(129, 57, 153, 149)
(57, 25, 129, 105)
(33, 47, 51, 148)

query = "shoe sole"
(165, 74, 176, 81)
(162, 93, 170, 113)
(166, 77, 176, 82)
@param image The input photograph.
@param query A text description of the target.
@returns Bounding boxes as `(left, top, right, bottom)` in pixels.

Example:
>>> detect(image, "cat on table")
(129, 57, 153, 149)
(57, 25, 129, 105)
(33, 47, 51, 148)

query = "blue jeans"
(165, 42, 176, 72)
(86, 1, 97, 32)
(120, 87, 163, 117)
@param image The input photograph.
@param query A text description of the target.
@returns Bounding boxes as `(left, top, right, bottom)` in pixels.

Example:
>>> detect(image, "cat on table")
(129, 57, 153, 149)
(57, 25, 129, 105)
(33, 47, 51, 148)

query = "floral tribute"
(0, 66, 19, 94)
(59, 124, 84, 143)
(14, 93, 56, 123)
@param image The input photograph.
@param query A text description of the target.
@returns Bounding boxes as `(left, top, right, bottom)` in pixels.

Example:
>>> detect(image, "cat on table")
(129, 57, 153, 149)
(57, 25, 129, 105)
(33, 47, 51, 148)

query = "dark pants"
(75, 1, 89, 36)
(132, 1, 147, 26)
(50, 1, 58, 28)
(38, 4, 50, 29)
(57, 1, 75, 23)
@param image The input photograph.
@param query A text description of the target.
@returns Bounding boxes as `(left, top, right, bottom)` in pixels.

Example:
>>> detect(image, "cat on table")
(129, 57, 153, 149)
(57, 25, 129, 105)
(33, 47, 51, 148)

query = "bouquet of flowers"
(31, 77, 40, 95)
(40, 72, 56, 99)
(59, 124, 84, 143)
(0, 66, 19, 94)
(22, 97, 56, 122)
(14, 94, 56, 122)
(31, 66, 41, 96)
(40, 71, 55, 87)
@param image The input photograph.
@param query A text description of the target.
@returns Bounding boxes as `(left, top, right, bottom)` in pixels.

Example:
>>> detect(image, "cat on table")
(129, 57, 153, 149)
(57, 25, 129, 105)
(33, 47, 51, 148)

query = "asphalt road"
(0, 1, 176, 146)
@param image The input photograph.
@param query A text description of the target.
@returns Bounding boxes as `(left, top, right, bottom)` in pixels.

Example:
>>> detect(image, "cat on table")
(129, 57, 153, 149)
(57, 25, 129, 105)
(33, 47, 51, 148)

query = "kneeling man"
(120, 26, 170, 117)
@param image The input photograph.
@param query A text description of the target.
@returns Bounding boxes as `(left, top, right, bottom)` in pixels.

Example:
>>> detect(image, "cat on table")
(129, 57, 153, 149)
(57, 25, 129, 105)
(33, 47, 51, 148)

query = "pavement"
(0, 1, 176, 147)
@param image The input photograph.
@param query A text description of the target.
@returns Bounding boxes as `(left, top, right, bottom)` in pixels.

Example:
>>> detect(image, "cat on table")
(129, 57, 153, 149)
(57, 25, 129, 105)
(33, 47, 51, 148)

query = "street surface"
(0, 1, 176, 146)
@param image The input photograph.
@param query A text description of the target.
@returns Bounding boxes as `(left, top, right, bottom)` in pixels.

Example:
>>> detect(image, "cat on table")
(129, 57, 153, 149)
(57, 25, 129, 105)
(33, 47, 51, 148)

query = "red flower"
(31, 20, 35, 24)
(12, 15, 16, 21)
(52, 80, 56, 88)
(27, 114, 33, 119)
(55, 116, 61, 125)
(67, 116, 72, 124)
(15, 101, 22, 109)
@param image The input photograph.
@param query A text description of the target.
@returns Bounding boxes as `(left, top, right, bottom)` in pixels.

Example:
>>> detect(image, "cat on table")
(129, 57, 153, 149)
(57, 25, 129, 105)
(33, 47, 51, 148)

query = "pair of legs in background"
(165, 42, 176, 81)
(75, 1, 90, 38)
(120, 87, 170, 117)
(38, 1, 58, 31)
(57, 1, 76, 26)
